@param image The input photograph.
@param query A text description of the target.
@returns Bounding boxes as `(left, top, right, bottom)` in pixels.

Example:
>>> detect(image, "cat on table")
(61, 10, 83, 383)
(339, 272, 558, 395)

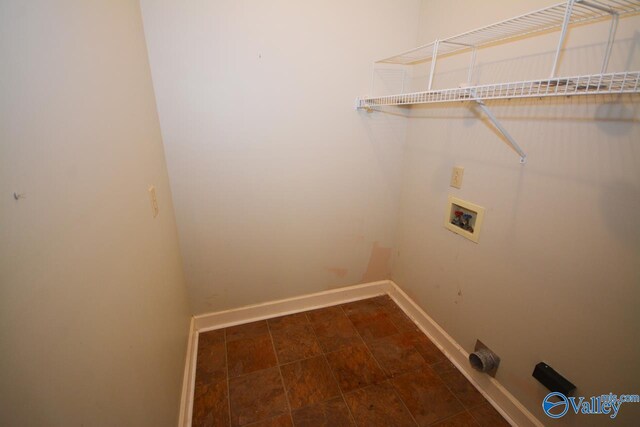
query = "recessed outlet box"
(451, 166, 464, 189)
(444, 196, 485, 243)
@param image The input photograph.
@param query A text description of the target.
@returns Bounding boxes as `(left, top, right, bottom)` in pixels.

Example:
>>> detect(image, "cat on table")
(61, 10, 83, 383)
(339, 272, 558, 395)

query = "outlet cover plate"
(451, 166, 464, 189)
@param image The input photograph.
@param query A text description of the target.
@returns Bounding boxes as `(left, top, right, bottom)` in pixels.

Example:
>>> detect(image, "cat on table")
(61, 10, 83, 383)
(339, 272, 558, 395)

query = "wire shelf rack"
(378, 0, 640, 65)
(356, 71, 640, 108)
(357, 0, 640, 162)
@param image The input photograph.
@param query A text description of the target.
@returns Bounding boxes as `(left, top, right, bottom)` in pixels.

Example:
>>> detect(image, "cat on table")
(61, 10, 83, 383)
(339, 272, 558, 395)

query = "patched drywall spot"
(361, 242, 392, 282)
(326, 267, 348, 278)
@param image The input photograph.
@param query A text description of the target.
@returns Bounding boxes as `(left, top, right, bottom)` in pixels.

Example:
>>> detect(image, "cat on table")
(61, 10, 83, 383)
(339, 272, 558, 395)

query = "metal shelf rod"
(601, 13, 619, 72)
(428, 40, 440, 90)
(550, 0, 576, 78)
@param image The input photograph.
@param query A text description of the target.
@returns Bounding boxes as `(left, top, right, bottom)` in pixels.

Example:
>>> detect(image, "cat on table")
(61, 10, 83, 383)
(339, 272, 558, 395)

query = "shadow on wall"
(592, 100, 638, 250)
(362, 241, 392, 282)
(600, 180, 640, 249)
(594, 100, 638, 135)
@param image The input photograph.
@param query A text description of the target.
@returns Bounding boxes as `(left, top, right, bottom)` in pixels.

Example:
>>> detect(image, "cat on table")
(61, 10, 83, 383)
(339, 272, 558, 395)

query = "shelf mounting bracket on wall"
(471, 91, 527, 164)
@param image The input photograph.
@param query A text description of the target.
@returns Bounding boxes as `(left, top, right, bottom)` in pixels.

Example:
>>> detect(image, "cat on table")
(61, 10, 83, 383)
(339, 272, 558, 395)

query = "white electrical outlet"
(148, 186, 159, 218)
(451, 166, 464, 189)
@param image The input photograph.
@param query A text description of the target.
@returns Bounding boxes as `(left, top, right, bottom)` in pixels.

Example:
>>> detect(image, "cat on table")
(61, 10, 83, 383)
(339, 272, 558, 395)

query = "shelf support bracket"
(601, 12, 619, 73)
(468, 46, 477, 85)
(550, 0, 576, 78)
(471, 91, 527, 163)
(438, 40, 477, 85)
(576, 0, 619, 73)
(428, 39, 440, 90)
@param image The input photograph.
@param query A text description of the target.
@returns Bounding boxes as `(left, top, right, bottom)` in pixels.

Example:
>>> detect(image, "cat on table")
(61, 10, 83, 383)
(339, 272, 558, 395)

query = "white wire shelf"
(357, 71, 640, 108)
(379, 0, 640, 65)
(359, 0, 640, 163)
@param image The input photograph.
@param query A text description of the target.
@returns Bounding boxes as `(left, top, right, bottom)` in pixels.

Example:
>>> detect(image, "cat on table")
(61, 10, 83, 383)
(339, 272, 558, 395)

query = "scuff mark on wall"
(454, 288, 463, 305)
(326, 267, 348, 278)
(361, 241, 392, 282)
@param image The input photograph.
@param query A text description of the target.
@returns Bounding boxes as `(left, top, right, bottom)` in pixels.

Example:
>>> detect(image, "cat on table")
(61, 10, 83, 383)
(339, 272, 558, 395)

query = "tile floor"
(191, 295, 510, 427)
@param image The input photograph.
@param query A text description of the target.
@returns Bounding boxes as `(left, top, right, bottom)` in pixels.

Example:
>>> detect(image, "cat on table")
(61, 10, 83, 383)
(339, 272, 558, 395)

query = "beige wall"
(8, 0, 635, 424)
(0, 1, 191, 425)
(394, 1, 640, 425)
(140, 0, 421, 314)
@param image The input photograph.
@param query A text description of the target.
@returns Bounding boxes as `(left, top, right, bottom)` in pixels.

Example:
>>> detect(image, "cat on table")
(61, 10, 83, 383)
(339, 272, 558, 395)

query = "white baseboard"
(178, 317, 197, 427)
(193, 280, 391, 332)
(179, 279, 543, 427)
(386, 281, 543, 427)
(180, 280, 390, 426)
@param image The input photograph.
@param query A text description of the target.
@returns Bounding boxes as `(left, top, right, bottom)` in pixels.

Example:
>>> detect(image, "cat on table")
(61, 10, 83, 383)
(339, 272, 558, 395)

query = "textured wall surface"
(140, 0, 421, 314)
(0, 1, 191, 425)
(393, 1, 640, 425)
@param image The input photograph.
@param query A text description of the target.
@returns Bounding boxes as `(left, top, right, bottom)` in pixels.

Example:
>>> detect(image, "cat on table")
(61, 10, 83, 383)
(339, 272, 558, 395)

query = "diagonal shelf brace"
(471, 92, 527, 164)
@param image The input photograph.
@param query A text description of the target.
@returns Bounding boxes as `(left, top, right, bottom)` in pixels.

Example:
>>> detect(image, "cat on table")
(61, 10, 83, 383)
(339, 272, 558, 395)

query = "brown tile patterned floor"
(192, 295, 511, 427)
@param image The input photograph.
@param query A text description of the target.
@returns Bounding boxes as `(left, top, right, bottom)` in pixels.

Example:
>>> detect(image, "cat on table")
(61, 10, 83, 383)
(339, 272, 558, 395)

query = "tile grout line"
(217, 299, 503, 426)
(381, 365, 471, 427)
(304, 310, 359, 427)
(383, 295, 501, 419)
(467, 403, 498, 426)
(265, 319, 294, 425)
(425, 356, 480, 422)
(428, 410, 479, 427)
(433, 365, 490, 413)
(224, 323, 292, 380)
(379, 299, 421, 336)
(338, 302, 389, 381)
(376, 300, 472, 426)
(369, 297, 480, 425)
(334, 303, 384, 427)
(339, 301, 421, 427)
